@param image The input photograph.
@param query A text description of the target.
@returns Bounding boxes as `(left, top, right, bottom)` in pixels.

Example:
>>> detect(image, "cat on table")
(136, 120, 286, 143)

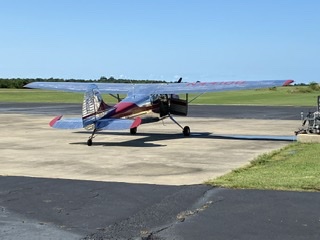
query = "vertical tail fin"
(82, 84, 110, 130)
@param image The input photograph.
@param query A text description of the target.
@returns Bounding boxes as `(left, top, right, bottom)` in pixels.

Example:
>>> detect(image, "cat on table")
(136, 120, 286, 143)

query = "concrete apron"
(0, 114, 300, 185)
(297, 134, 320, 143)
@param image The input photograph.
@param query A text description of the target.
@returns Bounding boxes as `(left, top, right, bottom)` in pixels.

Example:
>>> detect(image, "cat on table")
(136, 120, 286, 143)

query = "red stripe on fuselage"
(108, 102, 158, 118)
(114, 102, 136, 113)
(110, 102, 140, 118)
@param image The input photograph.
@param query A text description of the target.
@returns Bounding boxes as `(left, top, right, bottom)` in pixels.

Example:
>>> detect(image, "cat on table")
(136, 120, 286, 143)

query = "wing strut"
(109, 93, 122, 102)
(188, 93, 205, 103)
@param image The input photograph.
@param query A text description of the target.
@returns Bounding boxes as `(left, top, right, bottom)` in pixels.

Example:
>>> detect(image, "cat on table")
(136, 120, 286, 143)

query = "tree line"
(0, 77, 167, 89)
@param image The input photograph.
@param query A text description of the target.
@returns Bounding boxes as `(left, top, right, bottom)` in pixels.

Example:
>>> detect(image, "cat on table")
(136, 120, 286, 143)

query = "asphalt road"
(0, 103, 319, 240)
(0, 102, 314, 119)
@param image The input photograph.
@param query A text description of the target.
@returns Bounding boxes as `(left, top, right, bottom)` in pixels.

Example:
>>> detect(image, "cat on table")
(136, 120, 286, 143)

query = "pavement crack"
(81, 185, 215, 240)
(90, 193, 100, 198)
(141, 188, 225, 239)
(140, 225, 171, 240)
(8, 187, 33, 194)
(1, 206, 6, 212)
(5, 198, 19, 202)
(143, 200, 217, 239)
(176, 200, 213, 222)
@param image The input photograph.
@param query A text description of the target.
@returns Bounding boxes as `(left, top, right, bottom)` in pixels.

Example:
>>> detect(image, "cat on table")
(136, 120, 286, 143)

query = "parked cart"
(295, 96, 320, 135)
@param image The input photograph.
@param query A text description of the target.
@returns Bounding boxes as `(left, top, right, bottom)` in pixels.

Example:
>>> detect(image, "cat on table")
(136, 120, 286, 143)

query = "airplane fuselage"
(103, 94, 167, 121)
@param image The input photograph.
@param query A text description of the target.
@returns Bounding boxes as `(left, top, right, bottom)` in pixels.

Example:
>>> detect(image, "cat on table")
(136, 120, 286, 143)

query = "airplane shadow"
(69, 131, 296, 147)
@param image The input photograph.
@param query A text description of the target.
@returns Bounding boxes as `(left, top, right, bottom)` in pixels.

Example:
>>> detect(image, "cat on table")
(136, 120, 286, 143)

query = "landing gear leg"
(130, 127, 137, 135)
(169, 114, 191, 136)
(87, 128, 97, 146)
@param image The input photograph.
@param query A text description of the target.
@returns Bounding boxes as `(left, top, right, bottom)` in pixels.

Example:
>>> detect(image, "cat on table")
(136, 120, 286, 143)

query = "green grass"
(190, 86, 320, 106)
(1, 86, 319, 106)
(207, 142, 320, 192)
(0, 89, 119, 104)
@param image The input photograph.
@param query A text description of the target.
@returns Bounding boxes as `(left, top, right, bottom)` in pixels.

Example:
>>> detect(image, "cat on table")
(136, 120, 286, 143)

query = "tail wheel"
(130, 127, 137, 135)
(87, 139, 93, 146)
(183, 126, 190, 136)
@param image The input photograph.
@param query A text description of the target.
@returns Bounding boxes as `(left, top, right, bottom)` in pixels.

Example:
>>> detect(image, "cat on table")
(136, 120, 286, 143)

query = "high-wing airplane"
(25, 79, 293, 146)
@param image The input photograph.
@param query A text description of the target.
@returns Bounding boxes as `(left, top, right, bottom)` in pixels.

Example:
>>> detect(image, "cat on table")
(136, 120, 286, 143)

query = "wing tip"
(49, 115, 63, 127)
(23, 83, 34, 89)
(283, 79, 294, 86)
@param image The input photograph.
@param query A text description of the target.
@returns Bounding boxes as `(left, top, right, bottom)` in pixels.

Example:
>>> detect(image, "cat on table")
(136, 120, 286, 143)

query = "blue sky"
(0, 0, 319, 83)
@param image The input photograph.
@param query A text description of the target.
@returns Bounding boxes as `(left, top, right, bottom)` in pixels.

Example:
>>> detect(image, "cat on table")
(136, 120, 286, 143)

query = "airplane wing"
(148, 79, 294, 94)
(25, 79, 293, 95)
(25, 82, 133, 94)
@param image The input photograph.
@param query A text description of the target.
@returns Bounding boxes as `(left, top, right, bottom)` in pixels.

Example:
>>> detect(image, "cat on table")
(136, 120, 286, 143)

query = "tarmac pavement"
(1, 177, 319, 240)
(0, 103, 319, 239)
(0, 113, 298, 185)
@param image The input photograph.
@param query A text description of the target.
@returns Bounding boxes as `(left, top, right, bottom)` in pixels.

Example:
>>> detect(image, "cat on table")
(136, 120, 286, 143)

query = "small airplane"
(25, 79, 293, 146)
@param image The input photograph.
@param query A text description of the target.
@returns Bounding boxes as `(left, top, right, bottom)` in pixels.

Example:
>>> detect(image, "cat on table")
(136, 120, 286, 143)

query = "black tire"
(130, 127, 137, 135)
(183, 126, 190, 136)
(87, 139, 93, 146)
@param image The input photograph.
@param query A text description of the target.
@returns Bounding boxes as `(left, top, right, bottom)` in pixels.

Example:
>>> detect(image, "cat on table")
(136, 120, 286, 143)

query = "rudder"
(82, 84, 110, 130)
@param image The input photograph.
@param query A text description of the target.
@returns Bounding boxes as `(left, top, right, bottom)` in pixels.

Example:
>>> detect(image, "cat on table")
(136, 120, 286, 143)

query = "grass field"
(192, 86, 320, 106)
(0, 89, 117, 103)
(207, 142, 320, 192)
(1, 86, 320, 106)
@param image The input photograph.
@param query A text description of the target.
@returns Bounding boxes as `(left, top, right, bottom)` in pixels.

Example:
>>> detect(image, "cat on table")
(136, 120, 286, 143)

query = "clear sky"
(1, 0, 319, 83)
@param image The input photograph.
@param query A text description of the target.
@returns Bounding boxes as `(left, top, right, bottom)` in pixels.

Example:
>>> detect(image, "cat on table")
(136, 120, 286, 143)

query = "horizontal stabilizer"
(50, 116, 83, 129)
(96, 117, 141, 130)
(50, 115, 141, 131)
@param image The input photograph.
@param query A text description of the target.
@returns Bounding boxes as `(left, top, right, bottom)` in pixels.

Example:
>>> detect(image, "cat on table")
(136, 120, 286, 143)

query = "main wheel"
(87, 139, 93, 146)
(130, 127, 137, 135)
(183, 126, 190, 136)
